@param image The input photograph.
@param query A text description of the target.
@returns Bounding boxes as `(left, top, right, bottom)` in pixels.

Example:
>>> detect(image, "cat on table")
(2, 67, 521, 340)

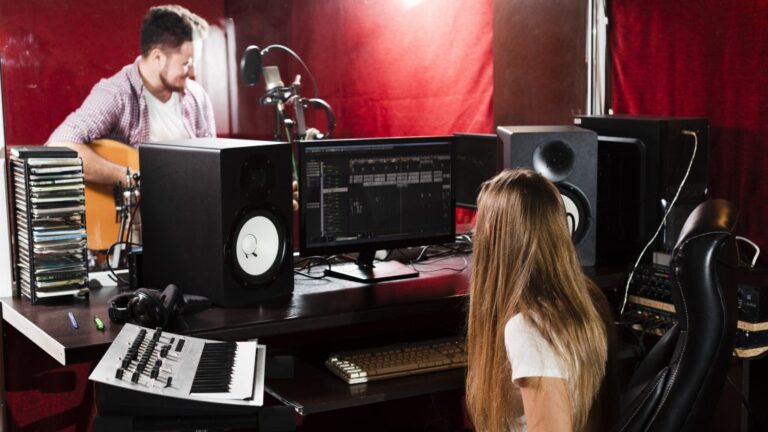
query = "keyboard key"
(326, 336, 466, 384)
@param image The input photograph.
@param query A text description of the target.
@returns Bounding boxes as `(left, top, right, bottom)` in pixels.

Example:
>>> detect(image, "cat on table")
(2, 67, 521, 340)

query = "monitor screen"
(298, 136, 455, 282)
(454, 133, 499, 209)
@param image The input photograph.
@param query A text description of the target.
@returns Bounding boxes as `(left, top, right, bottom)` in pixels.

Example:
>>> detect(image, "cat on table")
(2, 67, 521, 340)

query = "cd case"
(9, 147, 89, 303)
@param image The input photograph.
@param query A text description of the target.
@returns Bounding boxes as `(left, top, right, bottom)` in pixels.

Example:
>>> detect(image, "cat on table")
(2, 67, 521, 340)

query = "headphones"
(108, 284, 184, 328)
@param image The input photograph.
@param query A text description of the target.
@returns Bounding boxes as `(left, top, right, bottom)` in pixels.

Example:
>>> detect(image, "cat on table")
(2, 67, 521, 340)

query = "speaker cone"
(558, 183, 591, 243)
(230, 209, 287, 285)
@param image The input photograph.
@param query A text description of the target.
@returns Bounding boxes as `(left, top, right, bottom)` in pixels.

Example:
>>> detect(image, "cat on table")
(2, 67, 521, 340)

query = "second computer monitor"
(298, 136, 455, 282)
(454, 133, 500, 209)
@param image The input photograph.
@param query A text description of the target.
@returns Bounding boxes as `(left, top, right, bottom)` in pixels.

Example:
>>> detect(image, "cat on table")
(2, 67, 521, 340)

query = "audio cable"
(619, 129, 699, 317)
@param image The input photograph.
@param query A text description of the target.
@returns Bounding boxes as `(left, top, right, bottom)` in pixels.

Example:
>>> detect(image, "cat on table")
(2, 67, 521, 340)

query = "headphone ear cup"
(160, 284, 184, 321)
(132, 289, 165, 327)
(108, 292, 136, 323)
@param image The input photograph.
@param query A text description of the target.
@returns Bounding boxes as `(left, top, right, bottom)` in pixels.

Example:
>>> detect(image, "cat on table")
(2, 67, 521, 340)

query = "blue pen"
(68, 311, 78, 330)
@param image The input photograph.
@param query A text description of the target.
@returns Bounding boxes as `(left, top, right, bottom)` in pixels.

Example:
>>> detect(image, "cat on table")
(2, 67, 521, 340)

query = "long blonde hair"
(466, 169, 607, 432)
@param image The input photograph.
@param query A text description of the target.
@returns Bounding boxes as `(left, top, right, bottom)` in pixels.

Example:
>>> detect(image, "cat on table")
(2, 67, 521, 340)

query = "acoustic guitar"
(84, 139, 139, 251)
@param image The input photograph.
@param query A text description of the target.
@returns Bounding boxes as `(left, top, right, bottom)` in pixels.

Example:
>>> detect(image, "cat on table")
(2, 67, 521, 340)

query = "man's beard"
(160, 68, 186, 93)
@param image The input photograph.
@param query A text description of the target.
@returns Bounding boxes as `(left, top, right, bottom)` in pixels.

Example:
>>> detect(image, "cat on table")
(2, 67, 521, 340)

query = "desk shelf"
(0, 259, 626, 423)
(266, 356, 465, 415)
(0, 261, 471, 365)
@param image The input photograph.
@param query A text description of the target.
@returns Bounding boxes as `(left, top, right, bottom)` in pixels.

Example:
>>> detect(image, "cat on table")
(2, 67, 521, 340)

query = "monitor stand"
(325, 250, 419, 283)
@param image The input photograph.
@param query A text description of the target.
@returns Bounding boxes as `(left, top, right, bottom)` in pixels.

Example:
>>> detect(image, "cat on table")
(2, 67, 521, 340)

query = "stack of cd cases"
(9, 146, 89, 303)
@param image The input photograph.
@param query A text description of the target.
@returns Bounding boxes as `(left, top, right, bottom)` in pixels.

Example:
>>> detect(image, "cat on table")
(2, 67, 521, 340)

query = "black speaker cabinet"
(497, 125, 598, 266)
(140, 138, 293, 307)
(574, 115, 709, 256)
(454, 133, 501, 209)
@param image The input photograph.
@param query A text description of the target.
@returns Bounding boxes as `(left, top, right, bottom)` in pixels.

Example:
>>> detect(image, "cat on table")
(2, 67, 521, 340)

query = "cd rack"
(9, 146, 89, 303)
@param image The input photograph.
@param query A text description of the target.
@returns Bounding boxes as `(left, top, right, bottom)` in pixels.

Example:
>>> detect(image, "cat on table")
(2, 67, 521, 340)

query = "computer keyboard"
(325, 336, 466, 384)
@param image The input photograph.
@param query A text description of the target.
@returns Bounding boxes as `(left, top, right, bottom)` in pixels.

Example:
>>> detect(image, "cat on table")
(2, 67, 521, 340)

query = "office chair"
(612, 199, 739, 432)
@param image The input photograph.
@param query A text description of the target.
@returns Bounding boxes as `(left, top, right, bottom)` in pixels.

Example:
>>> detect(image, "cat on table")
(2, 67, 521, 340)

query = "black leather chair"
(612, 199, 739, 432)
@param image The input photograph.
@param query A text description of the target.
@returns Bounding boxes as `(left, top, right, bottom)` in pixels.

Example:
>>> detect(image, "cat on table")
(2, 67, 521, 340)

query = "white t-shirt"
(144, 91, 191, 142)
(505, 313, 567, 430)
(505, 314, 566, 381)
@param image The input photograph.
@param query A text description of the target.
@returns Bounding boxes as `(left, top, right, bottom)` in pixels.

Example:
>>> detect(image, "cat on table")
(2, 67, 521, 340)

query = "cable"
(106, 241, 141, 285)
(455, 233, 473, 244)
(619, 130, 699, 316)
(735, 236, 760, 268)
(126, 195, 141, 246)
(415, 246, 430, 262)
(296, 245, 470, 279)
(262, 44, 319, 99)
(386, 242, 472, 265)
(294, 255, 333, 270)
(293, 256, 334, 279)
(409, 254, 469, 273)
(294, 268, 329, 280)
(282, 122, 300, 190)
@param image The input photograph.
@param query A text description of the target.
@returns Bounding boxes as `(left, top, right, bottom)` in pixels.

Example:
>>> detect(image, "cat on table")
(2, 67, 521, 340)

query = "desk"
(0, 257, 626, 429)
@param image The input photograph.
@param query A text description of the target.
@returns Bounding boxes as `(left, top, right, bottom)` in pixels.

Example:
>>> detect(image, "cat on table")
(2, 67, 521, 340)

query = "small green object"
(94, 315, 105, 331)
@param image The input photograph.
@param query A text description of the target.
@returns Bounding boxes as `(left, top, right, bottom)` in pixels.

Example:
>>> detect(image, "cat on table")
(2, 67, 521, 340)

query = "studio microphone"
(263, 66, 284, 92)
(261, 66, 297, 106)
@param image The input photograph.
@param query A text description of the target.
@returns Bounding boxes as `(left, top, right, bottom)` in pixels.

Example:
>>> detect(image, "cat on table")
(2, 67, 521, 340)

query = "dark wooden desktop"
(0, 256, 626, 429)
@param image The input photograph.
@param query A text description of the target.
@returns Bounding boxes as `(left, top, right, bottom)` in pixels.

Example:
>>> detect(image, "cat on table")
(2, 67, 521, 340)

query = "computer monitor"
(298, 136, 455, 283)
(453, 133, 500, 209)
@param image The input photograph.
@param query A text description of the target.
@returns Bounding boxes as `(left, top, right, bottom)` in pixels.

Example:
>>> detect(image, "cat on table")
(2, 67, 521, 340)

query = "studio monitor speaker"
(140, 138, 293, 307)
(574, 115, 708, 255)
(497, 125, 598, 266)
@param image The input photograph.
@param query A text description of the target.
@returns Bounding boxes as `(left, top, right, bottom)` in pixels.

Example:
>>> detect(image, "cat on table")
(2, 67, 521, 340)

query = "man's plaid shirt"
(48, 58, 216, 147)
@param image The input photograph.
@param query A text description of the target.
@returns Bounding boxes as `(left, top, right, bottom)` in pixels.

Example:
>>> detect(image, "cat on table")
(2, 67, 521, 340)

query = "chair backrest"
(612, 199, 739, 432)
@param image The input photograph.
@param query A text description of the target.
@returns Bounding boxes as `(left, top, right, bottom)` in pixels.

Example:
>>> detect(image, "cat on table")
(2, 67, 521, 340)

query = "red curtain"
(609, 1, 768, 263)
(282, 0, 494, 138)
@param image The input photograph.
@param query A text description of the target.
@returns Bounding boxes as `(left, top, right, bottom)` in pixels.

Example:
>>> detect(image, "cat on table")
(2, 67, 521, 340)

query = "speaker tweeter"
(533, 140, 575, 182)
(241, 154, 275, 203)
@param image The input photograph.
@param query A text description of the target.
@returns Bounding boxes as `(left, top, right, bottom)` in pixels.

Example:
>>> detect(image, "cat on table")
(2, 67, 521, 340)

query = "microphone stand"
(260, 80, 295, 141)
(110, 170, 140, 270)
(261, 74, 335, 142)
(243, 44, 335, 142)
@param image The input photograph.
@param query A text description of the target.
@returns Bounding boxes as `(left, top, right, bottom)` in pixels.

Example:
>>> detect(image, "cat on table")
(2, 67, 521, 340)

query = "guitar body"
(85, 139, 139, 251)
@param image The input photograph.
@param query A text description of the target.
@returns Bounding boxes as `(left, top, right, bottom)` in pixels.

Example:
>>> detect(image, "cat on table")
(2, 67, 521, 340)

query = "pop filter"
(240, 45, 263, 86)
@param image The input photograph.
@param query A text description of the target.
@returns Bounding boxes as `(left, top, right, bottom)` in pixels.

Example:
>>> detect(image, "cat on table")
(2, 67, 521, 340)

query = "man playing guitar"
(45, 5, 213, 254)
(47, 5, 214, 186)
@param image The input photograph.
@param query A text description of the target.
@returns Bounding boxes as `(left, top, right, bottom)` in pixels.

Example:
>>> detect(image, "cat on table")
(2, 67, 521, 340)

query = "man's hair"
(140, 5, 209, 56)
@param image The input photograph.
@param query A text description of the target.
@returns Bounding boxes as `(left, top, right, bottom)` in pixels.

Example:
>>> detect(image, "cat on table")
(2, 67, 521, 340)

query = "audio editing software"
(303, 143, 452, 248)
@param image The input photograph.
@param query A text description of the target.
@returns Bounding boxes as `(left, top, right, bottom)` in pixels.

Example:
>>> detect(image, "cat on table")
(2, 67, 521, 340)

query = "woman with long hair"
(466, 169, 609, 431)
